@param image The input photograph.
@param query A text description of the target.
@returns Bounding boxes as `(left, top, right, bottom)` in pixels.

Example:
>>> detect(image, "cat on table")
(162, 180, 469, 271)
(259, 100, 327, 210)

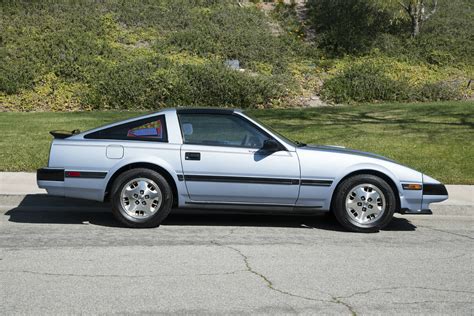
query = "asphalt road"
(0, 203, 472, 315)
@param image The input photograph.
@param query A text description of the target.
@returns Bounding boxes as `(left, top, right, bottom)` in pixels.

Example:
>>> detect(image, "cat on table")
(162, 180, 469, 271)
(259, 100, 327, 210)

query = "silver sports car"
(37, 108, 448, 232)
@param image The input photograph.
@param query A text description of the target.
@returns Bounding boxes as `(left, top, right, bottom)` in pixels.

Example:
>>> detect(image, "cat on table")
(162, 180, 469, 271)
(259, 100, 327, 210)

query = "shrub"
(0, 0, 298, 110)
(83, 57, 176, 110)
(172, 63, 287, 107)
(305, 0, 394, 55)
(321, 62, 411, 103)
(82, 58, 287, 109)
(321, 57, 465, 103)
(418, 82, 463, 102)
(0, 0, 471, 110)
(162, 5, 293, 72)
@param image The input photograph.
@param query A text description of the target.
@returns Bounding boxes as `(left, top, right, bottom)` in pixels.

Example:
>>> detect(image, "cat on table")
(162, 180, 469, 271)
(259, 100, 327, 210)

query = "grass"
(0, 101, 473, 184)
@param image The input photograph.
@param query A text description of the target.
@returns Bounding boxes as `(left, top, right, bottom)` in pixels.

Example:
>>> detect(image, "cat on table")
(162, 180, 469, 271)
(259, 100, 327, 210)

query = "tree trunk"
(411, 16, 420, 37)
(399, 0, 438, 37)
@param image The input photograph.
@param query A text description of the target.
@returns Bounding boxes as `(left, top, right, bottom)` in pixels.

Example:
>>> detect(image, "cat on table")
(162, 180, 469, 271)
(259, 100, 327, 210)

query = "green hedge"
(84, 60, 287, 109)
(0, 0, 296, 110)
(0, 0, 472, 110)
(321, 59, 465, 103)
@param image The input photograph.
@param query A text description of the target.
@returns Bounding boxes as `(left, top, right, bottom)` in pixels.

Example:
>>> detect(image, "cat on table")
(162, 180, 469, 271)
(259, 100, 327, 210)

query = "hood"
(300, 145, 396, 163)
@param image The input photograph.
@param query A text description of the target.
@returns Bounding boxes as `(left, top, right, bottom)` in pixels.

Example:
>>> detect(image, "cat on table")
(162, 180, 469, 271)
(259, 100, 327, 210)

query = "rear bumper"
(37, 168, 66, 197)
(37, 167, 108, 201)
(37, 168, 64, 182)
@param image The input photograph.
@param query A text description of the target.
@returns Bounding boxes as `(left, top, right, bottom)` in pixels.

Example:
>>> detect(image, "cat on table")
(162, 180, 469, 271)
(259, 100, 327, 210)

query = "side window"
(127, 120, 163, 138)
(85, 115, 167, 142)
(178, 114, 268, 148)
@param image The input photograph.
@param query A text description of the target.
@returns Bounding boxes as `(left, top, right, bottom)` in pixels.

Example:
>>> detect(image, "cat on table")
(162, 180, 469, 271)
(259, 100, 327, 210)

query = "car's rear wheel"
(332, 174, 397, 233)
(111, 168, 173, 228)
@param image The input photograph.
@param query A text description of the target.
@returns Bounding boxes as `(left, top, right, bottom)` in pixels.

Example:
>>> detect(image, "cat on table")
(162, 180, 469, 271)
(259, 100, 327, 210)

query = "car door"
(178, 111, 300, 205)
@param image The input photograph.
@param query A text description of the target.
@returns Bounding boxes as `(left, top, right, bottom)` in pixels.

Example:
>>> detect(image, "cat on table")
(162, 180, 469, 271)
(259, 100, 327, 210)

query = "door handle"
(185, 152, 201, 161)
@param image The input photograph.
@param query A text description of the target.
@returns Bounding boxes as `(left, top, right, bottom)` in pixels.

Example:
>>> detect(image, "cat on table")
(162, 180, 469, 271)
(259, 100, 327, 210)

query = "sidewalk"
(0, 172, 472, 206)
(0, 172, 45, 195)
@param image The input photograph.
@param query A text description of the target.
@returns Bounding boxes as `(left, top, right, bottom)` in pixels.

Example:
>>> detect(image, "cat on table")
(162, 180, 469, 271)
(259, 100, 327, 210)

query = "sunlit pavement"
(1, 202, 472, 315)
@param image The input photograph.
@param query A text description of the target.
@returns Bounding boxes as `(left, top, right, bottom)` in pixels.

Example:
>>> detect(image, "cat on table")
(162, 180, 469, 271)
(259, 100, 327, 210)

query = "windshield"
(243, 112, 305, 147)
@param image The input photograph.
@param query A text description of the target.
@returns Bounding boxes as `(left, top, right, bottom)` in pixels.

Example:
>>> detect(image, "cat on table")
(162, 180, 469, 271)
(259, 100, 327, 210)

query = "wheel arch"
(104, 162, 179, 207)
(330, 169, 401, 211)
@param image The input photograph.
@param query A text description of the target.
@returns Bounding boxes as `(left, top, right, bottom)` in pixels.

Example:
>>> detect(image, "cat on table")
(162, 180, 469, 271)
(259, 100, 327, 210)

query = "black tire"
(323, 210, 337, 220)
(111, 168, 173, 228)
(332, 174, 397, 233)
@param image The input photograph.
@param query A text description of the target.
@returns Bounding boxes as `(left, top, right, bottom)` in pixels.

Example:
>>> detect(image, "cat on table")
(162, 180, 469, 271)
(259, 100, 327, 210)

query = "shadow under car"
(4, 194, 417, 232)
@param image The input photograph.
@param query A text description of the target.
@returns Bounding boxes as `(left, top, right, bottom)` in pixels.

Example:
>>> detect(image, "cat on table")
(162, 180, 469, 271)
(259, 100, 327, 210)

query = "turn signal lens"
(402, 183, 422, 190)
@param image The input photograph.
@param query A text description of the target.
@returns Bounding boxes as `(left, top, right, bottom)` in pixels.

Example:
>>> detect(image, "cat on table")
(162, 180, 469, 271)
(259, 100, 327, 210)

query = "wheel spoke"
(346, 198, 358, 207)
(137, 180, 149, 195)
(146, 189, 160, 200)
(124, 187, 138, 199)
(125, 202, 138, 213)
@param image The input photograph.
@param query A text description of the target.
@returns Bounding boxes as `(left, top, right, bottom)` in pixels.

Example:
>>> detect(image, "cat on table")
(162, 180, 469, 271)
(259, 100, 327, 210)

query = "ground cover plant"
(1, 0, 472, 110)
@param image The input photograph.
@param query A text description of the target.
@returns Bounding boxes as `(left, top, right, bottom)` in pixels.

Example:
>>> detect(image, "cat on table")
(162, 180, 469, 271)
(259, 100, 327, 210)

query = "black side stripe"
(300, 179, 333, 187)
(178, 174, 333, 187)
(65, 171, 107, 179)
(184, 175, 299, 185)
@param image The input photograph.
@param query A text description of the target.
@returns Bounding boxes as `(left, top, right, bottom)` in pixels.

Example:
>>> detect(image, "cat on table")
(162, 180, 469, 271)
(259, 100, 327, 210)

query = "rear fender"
(104, 156, 185, 204)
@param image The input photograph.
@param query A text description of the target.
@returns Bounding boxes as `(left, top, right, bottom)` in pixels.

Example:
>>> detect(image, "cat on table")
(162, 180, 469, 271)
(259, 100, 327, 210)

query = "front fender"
(331, 162, 423, 212)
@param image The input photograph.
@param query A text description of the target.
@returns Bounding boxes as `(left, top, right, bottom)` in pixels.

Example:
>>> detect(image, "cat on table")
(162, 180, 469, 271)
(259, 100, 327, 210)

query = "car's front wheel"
(111, 168, 173, 228)
(332, 174, 397, 233)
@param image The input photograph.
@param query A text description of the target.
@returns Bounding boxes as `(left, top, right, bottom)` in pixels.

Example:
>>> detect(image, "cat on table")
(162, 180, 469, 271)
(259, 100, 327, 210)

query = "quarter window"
(178, 114, 269, 148)
(127, 120, 163, 138)
(85, 115, 167, 142)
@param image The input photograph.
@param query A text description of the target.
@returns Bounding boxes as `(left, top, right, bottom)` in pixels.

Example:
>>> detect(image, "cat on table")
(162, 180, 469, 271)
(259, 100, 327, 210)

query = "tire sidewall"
(334, 175, 397, 232)
(111, 169, 173, 228)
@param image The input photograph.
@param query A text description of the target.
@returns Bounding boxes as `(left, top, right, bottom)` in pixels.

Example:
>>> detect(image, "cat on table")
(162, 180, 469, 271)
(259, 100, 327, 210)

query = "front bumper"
(421, 183, 448, 213)
(401, 182, 448, 214)
(423, 183, 448, 196)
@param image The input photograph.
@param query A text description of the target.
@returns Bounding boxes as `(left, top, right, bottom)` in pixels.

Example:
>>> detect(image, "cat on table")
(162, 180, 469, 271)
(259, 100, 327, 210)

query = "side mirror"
(262, 139, 281, 152)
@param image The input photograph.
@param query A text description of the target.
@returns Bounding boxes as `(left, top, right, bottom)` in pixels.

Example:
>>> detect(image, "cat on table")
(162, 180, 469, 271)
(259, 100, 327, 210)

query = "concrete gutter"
(0, 172, 472, 213)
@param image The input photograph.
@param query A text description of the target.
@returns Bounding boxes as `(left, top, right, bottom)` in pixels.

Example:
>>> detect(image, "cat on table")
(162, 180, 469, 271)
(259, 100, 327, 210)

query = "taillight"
(65, 171, 81, 177)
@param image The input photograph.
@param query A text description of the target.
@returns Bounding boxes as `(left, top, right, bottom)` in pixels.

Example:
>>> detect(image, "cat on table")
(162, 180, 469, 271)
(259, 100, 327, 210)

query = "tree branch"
(422, 0, 438, 21)
(398, 1, 411, 14)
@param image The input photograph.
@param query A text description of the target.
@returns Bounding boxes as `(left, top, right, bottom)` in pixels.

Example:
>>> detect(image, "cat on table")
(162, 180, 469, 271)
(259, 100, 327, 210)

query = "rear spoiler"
(50, 129, 81, 139)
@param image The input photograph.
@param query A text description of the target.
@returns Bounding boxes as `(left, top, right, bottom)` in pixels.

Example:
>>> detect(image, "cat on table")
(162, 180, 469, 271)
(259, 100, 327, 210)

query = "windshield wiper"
(295, 141, 307, 147)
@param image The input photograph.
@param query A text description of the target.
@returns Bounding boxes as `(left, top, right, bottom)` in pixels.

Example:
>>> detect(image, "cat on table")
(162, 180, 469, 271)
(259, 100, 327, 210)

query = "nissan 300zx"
(37, 108, 448, 232)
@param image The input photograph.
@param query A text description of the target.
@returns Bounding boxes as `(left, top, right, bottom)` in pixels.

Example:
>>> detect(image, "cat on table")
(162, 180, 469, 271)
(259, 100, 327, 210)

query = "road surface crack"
(0, 269, 246, 278)
(418, 225, 474, 240)
(336, 286, 474, 300)
(211, 240, 357, 315)
(395, 300, 473, 305)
